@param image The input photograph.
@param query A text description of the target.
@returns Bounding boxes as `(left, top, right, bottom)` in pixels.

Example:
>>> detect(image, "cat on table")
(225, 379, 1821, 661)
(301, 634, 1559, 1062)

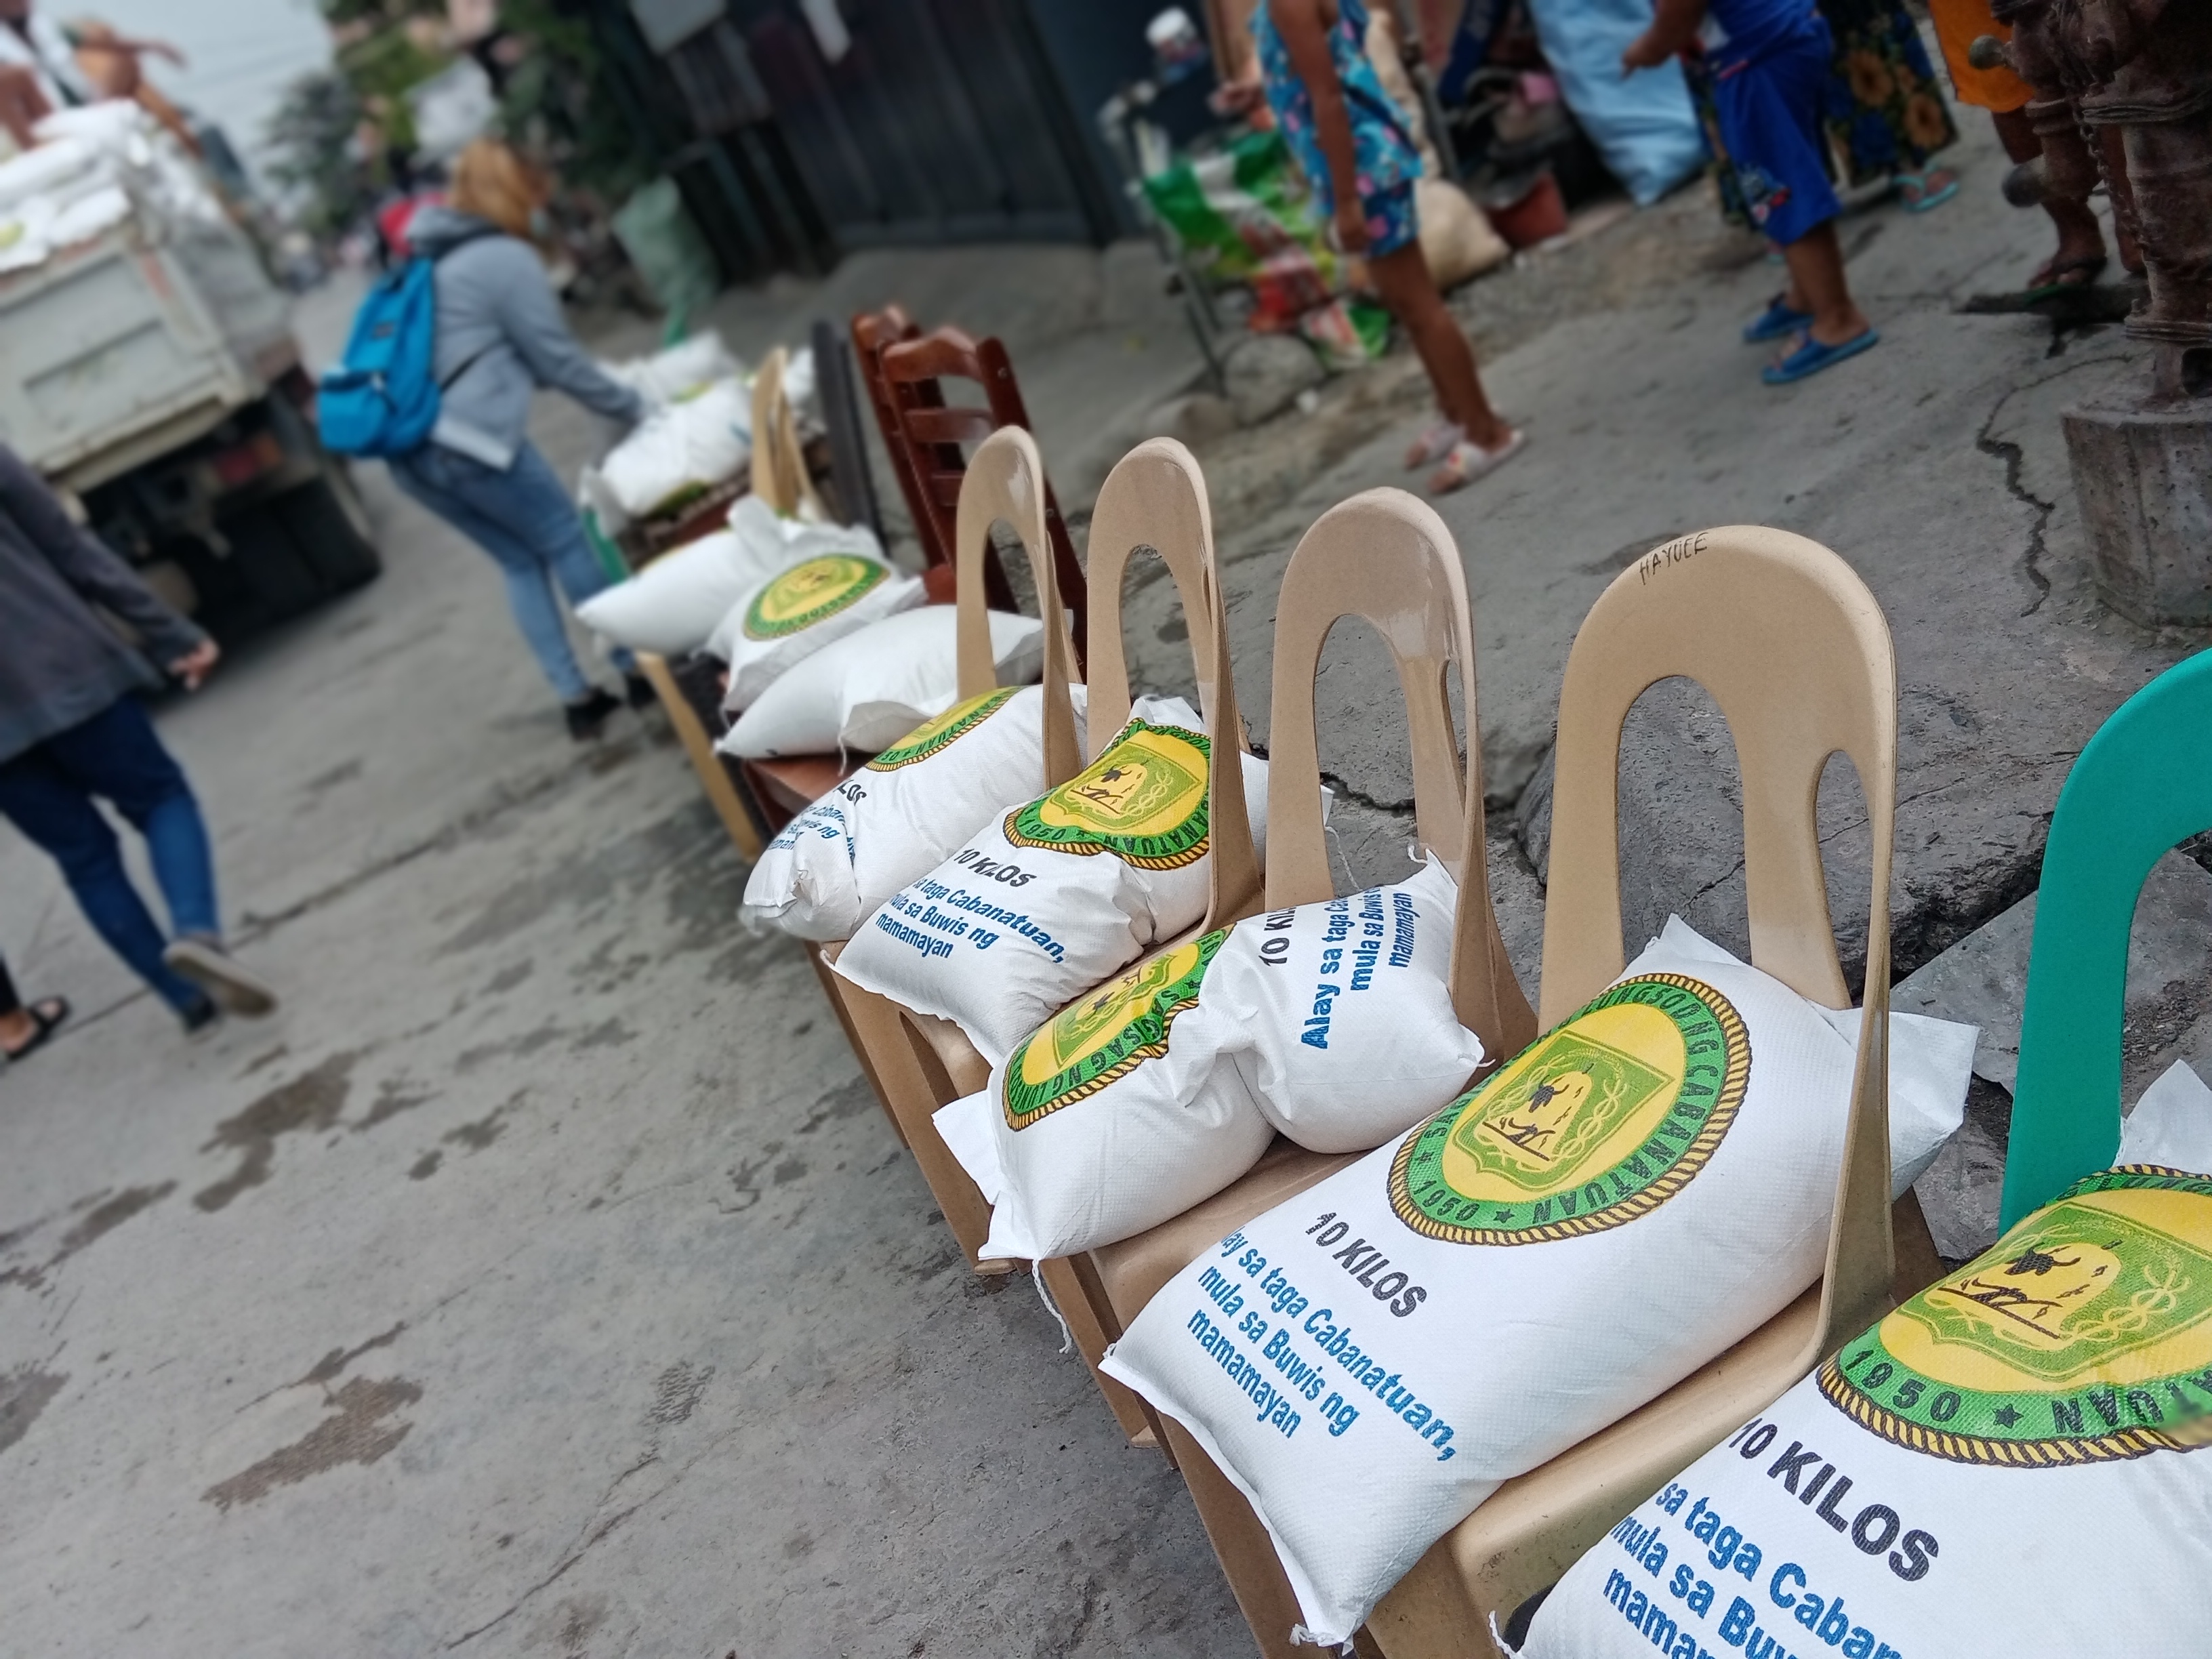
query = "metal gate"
(601, 0, 1123, 275)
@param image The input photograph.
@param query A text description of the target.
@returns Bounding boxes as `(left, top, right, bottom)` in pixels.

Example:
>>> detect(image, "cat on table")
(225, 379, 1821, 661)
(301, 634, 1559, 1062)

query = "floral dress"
(1252, 0, 1424, 253)
(1814, 0, 1958, 185)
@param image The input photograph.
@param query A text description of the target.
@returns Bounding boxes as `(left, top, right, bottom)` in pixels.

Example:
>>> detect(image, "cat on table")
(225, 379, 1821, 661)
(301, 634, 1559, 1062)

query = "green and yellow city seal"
(741, 553, 887, 640)
(1003, 719, 1210, 870)
(1388, 973, 1749, 1246)
(1820, 1167, 2212, 1467)
(1000, 931, 1226, 1130)
(867, 687, 1019, 772)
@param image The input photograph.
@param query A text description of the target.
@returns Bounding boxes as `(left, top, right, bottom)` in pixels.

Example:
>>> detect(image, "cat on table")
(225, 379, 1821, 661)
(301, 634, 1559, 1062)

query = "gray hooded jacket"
(407, 206, 645, 469)
(0, 445, 204, 765)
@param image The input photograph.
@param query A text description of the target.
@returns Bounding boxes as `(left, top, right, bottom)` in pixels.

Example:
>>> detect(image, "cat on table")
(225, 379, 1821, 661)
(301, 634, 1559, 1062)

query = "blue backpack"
(316, 258, 448, 458)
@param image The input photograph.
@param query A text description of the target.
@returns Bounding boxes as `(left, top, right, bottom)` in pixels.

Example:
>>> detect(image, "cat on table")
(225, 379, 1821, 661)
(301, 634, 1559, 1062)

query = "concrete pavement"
(2, 100, 2208, 1658)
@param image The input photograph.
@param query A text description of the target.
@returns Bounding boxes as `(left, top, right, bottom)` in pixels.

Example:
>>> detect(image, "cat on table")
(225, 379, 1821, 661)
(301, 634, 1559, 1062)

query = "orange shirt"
(1928, 0, 2033, 113)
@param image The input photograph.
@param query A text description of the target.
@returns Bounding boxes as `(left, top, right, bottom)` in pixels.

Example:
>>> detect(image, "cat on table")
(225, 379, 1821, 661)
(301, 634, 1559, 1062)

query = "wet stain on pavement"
(795, 1076, 876, 1136)
(409, 1151, 442, 1181)
(52, 1183, 176, 1267)
(300, 1322, 407, 1387)
(570, 1019, 634, 1052)
(436, 806, 716, 958)
(455, 1022, 564, 1074)
(444, 1091, 524, 1153)
(195, 1051, 361, 1212)
(0, 1366, 66, 1457)
(300, 758, 363, 798)
(202, 1374, 421, 1511)
(648, 1361, 713, 1426)
(355, 1075, 437, 1132)
(238, 1045, 289, 1078)
(483, 959, 535, 996)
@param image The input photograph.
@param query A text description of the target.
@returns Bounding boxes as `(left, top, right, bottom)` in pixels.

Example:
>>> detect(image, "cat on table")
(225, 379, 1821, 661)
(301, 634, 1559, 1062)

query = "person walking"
(0, 445, 276, 1032)
(1627, 0, 1880, 384)
(0, 953, 68, 1064)
(1256, 0, 1523, 493)
(383, 138, 654, 739)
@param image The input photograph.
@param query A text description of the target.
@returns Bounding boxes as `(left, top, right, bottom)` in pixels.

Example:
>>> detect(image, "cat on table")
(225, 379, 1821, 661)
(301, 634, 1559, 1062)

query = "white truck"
(0, 136, 378, 643)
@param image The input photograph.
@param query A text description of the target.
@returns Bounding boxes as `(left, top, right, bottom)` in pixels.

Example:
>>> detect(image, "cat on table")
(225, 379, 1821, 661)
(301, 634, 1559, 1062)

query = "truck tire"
(278, 468, 382, 594)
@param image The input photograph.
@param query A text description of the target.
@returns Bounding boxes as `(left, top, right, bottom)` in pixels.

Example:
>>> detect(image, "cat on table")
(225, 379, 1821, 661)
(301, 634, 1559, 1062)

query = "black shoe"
(180, 996, 220, 1037)
(565, 687, 621, 741)
(623, 672, 657, 712)
(163, 937, 279, 1017)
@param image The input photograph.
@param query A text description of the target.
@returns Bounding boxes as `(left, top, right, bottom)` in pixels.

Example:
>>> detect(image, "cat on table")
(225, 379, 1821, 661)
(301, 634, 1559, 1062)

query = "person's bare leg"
(1366, 243, 1511, 450)
(0, 1006, 31, 1053)
(1778, 222, 1870, 347)
(1991, 105, 2107, 283)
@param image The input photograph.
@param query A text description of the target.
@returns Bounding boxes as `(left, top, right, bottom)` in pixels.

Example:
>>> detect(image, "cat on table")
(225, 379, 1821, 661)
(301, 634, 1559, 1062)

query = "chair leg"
(804, 945, 905, 1149)
(1160, 1419, 1314, 1659)
(636, 651, 763, 861)
(832, 977, 1010, 1274)
(1039, 1255, 1160, 1448)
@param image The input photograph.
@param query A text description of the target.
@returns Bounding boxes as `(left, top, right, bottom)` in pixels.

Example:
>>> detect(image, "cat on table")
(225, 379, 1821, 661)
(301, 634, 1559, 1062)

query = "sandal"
(1896, 169, 1960, 214)
(1404, 419, 1464, 470)
(2022, 251, 2108, 303)
(1, 996, 69, 1063)
(1428, 428, 1526, 493)
(1743, 293, 1814, 344)
(1762, 327, 1881, 385)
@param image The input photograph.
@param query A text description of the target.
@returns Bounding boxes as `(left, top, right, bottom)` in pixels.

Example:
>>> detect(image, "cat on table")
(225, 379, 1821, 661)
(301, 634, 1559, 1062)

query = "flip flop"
(1762, 328, 1881, 385)
(1404, 419, 1464, 470)
(1743, 293, 1814, 343)
(2021, 252, 2108, 304)
(1896, 169, 1960, 214)
(1, 996, 69, 1063)
(1428, 428, 1525, 493)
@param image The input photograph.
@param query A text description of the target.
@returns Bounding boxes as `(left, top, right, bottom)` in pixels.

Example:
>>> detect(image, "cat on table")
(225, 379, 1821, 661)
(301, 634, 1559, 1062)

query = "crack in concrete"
(1973, 352, 2140, 618)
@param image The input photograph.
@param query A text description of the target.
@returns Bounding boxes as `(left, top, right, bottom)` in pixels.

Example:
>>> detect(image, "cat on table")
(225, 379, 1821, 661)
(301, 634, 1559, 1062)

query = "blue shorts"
(1712, 26, 1841, 247)
(1360, 180, 1419, 258)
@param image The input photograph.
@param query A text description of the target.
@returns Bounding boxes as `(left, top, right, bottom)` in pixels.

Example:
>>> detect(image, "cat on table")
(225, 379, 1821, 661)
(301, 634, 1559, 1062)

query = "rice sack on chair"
(1521, 1155, 2212, 1659)
(711, 541, 924, 712)
(741, 682, 1089, 944)
(831, 694, 1271, 1066)
(1100, 920, 1974, 1647)
(720, 606, 1046, 761)
(932, 856, 1492, 1263)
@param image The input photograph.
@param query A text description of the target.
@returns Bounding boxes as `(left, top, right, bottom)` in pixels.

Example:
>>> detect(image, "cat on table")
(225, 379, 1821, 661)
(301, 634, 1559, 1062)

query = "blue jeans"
(388, 440, 633, 703)
(0, 698, 220, 1017)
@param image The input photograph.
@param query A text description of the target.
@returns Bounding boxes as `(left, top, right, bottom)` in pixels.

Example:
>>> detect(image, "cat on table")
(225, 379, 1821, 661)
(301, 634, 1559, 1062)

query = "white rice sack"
(1099, 920, 1976, 1646)
(1520, 1164, 2212, 1659)
(1206, 857, 1487, 1154)
(741, 683, 1088, 943)
(933, 930, 1274, 1263)
(602, 330, 741, 407)
(718, 606, 1044, 760)
(596, 377, 752, 518)
(2117, 1059, 2212, 1176)
(832, 697, 1272, 1065)
(713, 551, 925, 713)
(575, 521, 802, 658)
(46, 183, 131, 247)
(0, 138, 99, 212)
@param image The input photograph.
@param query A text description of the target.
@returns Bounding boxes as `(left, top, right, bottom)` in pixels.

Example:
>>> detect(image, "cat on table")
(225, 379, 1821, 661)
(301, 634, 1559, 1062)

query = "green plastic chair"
(2002, 650, 2212, 1227)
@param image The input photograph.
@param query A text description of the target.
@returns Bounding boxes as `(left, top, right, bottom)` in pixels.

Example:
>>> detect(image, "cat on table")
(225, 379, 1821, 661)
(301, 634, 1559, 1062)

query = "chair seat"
(746, 754, 855, 819)
(1091, 1136, 1362, 1325)
(1366, 1284, 1822, 1658)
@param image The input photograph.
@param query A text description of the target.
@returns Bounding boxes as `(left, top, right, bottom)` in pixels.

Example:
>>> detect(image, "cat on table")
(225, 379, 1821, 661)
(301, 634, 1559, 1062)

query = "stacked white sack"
(932, 858, 1490, 1263)
(1101, 918, 1975, 1646)
(831, 695, 1275, 1065)
(720, 605, 1045, 760)
(1521, 1064, 2212, 1659)
(741, 682, 1090, 944)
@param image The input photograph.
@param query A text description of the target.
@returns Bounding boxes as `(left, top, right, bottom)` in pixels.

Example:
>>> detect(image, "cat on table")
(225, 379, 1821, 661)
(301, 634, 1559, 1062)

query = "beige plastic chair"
(749, 346, 827, 521)
(1354, 526, 1944, 1658)
(838, 430, 1265, 1446)
(1066, 488, 1538, 1655)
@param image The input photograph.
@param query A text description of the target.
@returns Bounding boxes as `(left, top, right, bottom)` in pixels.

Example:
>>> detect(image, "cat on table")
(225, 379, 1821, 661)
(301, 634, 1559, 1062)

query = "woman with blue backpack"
(334, 139, 653, 741)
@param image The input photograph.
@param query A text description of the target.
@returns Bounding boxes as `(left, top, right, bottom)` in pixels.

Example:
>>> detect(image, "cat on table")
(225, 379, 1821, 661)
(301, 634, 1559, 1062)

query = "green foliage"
(262, 68, 373, 237)
(493, 0, 655, 199)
